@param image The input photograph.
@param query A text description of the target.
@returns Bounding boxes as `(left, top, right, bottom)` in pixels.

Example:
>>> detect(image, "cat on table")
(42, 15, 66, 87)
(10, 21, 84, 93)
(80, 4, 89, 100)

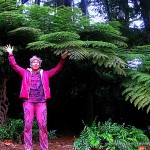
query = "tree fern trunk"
(0, 78, 9, 125)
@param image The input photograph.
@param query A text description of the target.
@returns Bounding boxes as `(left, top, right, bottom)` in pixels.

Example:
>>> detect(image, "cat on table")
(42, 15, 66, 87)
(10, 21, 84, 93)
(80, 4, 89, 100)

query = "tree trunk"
(80, 0, 88, 16)
(104, 0, 111, 21)
(139, 0, 150, 39)
(0, 78, 9, 125)
(122, 0, 129, 23)
(54, 0, 72, 7)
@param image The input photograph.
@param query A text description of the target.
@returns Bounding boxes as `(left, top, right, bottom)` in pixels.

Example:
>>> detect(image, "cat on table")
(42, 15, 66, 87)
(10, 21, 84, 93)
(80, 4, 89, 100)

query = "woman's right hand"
(5, 44, 13, 54)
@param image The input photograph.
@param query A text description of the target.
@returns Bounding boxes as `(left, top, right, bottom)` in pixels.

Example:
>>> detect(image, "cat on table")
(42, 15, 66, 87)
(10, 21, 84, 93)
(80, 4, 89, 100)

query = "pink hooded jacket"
(8, 54, 65, 100)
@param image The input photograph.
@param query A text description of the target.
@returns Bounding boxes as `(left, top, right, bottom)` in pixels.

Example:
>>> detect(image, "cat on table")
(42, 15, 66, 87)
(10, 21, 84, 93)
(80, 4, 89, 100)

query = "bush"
(73, 119, 150, 150)
(0, 118, 24, 141)
(0, 118, 57, 143)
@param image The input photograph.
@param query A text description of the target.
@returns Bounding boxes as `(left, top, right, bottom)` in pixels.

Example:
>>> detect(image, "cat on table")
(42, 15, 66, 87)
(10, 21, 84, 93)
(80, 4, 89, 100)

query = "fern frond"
(88, 48, 108, 64)
(68, 50, 86, 60)
(130, 94, 144, 104)
(136, 86, 148, 94)
(122, 87, 135, 95)
(122, 71, 150, 113)
(144, 80, 150, 86)
(104, 56, 126, 69)
(137, 97, 150, 110)
(90, 22, 122, 38)
(113, 66, 126, 75)
(54, 40, 87, 49)
(146, 105, 150, 113)
(85, 41, 117, 49)
(119, 53, 144, 62)
(142, 100, 150, 109)
(9, 27, 42, 35)
(133, 95, 146, 106)
(110, 40, 128, 48)
(39, 32, 80, 42)
(122, 85, 147, 99)
(129, 71, 150, 83)
(27, 41, 56, 50)
(135, 45, 150, 53)
(54, 47, 89, 60)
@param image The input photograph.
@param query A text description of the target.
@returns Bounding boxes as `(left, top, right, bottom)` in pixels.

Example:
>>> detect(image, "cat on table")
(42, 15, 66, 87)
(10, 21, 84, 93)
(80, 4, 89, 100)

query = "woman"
(5, 44, 70, 150)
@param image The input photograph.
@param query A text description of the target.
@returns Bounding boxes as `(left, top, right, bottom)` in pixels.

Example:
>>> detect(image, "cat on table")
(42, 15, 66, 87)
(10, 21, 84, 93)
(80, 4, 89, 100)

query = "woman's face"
(31, 60, 40, 71)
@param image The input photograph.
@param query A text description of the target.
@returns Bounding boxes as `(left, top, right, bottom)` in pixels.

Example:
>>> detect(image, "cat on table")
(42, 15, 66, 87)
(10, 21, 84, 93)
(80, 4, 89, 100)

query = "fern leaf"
(84, 41, 117, 49)
(39, 31, 80, 42)
(27, 41, 56, 50)
(142, 100, 150, 108)
(133, 95, 146, 107)
(54, 48, 88, 60)
(130, 94, 142, 104)
(122, 87, 134, 95)
(137, 97, 150, 110)
(146, 105, 150, 113)
(54, 40, 86, 49)
(89, 49, 108, 60)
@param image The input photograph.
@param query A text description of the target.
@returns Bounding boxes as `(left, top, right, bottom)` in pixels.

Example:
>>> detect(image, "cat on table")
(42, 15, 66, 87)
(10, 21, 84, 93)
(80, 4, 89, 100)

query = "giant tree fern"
(26, 31, 126, 75)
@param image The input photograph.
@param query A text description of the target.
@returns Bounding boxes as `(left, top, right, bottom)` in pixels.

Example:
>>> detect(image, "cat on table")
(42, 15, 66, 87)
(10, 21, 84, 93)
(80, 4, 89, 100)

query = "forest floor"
(0, 134, 76, 150)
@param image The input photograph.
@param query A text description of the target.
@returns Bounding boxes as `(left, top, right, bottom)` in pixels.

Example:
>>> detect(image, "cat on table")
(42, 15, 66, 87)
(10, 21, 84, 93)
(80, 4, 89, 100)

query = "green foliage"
(19, 5, 89, 34)
(85, 41, 117, 49)
(19, 4, 54, 33)
(135, 45, 150, 55)
(0, 118, 57, 142)
(8, 27, 43, 46)
(0, 11, 26, 31)
(0, 46, 5, 65)
(27, 31, 126, 75)
(73, 119, 150, 150)
(122, 70, 150, 113)
(0, 118, 24, 140)
(39, 32, 80, 42)
(0, 46, 11, 78)
(0, 3, 127, 76)
(0, 0, 18, 13)
(50, 6, 90, 33)
(80, 22, 128, 48)
(121, 45, 150, 113)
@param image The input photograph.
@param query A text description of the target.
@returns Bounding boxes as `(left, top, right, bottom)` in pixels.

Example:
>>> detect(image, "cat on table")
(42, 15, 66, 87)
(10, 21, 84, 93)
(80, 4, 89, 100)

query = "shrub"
(73, 119, 150, 150)
(0, 118, 57, 143)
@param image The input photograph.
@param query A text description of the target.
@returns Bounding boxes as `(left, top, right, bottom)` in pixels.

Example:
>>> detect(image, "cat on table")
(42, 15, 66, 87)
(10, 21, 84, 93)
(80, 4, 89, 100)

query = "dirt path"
(0, 136, 75, 150)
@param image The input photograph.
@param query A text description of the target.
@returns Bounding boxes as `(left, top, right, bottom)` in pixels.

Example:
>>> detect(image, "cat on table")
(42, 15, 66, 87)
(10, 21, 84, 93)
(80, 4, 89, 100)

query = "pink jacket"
(8, 54, 65, 100)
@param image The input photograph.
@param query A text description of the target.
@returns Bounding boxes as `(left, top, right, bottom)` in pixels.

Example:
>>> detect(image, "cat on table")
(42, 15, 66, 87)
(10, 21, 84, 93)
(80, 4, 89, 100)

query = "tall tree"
(0, 0, 25, 124)
(80, 0, 88, 16)
(52, 0, 73, 7)
(139, 0, 150, 40)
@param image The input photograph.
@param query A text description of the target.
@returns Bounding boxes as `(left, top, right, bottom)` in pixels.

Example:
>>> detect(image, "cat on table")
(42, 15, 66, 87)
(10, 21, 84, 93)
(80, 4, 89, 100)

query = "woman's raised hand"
(61, 51, 71, 59)
(5, 44, 13, 54)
